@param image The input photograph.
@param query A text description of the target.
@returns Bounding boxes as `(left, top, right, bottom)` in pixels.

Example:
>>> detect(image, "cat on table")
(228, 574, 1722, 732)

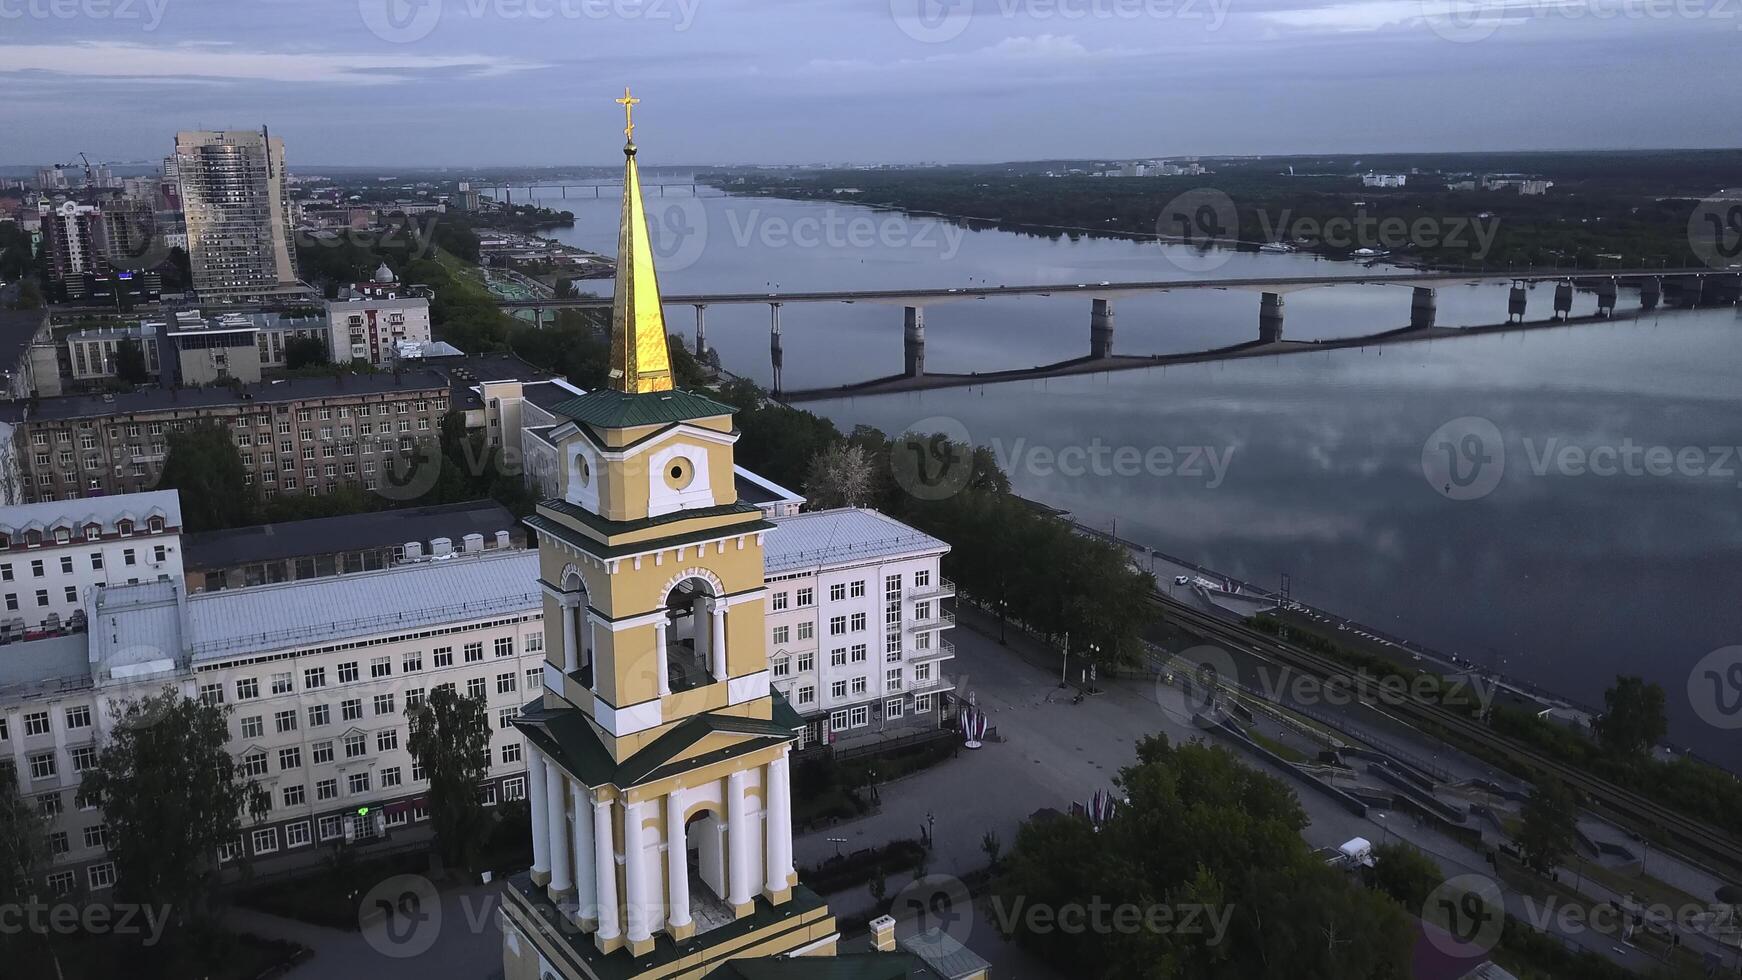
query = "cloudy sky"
(1, 0, 1736, 167)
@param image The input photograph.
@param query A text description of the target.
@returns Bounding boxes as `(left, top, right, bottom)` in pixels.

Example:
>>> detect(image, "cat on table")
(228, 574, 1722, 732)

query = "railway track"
(1151, 591, 1742, 879)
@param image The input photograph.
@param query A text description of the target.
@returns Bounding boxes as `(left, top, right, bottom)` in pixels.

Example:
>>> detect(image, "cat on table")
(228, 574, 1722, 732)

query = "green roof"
(705, 953, 938, 979)
(551, 388, 736, 429)
(514, 697, 797, 789)
(524, 510, 772, 562)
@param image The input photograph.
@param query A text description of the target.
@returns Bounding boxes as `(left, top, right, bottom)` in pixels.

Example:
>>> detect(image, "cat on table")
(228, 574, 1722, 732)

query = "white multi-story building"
(0, 489, 184, 636)
(325, 265, 433, 368)
(761, 508, 955, 748)
(0, 546, 545, 895)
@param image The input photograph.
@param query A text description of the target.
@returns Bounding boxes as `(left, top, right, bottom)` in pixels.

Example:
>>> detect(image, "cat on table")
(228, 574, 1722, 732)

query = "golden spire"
(607, 85, 674, 394)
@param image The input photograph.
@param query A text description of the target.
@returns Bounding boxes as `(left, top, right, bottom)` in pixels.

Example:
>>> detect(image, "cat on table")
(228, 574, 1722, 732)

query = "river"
(516, 180, 1742, 770)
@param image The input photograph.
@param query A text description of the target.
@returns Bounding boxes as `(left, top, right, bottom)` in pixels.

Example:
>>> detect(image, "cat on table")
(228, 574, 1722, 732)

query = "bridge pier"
(1508, 282, 1528, 323)
(1639, 276, 1661, 310)
(1595, 278, 1617, 317)
(1258, 293, 1284, 343)
(531, 306, 544, 328)
(694, 304, 708, 357)
(1553, 280, 1574, 321)
(1090, 298, 1115, 358)
(1409, 287, 1437, 329)
(769, 303, 784, 396)
(903, 306, 925, 378)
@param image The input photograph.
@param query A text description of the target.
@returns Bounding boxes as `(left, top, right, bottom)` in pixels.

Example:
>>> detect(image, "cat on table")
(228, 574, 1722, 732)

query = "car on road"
(1175, 575, 1191, 586)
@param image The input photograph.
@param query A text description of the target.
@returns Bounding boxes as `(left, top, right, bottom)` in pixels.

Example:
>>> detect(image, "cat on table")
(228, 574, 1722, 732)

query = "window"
(368, 693, 393, 716)
(830, 647, 847, 667)
(830, 680, 847, 700)
(411, 760, 426, 781)
(242, 752, 268, 777)
(830, 583, 846, 602)
(851, 643, 867, 663)
(37, 793, 62, 817)
(70, 746, 97, 772)
(270, 672, 293, 695)
(797, 588, 813, 607)
(275, 710, 298, 734)
(886, 634, 902, 662)
(63, 586, 77, 604)
(83, 824, 108, 850)
(308, 703, 331, 727)
(347, 771, 372, 795)
(772, 656, 790, 678)
(337, 661, 359, 684)
(402, 651, 423, 672)
(466, 677, 487, 700)
(496, 672, 517, 695)
(433, 647, 453, 668)
(501, 742, 522, 764)
(771, 591, 789, 611)
(316, 779, 338, 801)
(525, 631, 544, 654)
(915, 694, 934, 712)
(850, 580, 866, 598)
(798, 621, 814, 641)
(252, 828, 278, 855)
(285, 822, 312, 848)
(240, 715, 264, 739)
(279, 746, 302, 770)
(494, 637, 514, 658)
(829, 710, 849, 732)
(407, 688, 426, 708)
(797, 685, 815, 705)
(341, 698, 363, 721)
(318, 814, 343, 840)
(915, 569, 931, 588)
(24, 712, 50, 737)
(852, 677, 867, 695)
(849, 705, 870, 727)
(343, 733, 367, 758)
(464, 642, 484, 663)
(370, 657, 392, 679)
(88, 863, 116, 890)
(46, 871, 76, 895)
(377, 729, 399, 752)
(497, 707, 517, 730)
(312, 741, 334, 765)
(829, 616, 846, 636)
(886, 668, 904, 690)
(235, 677, 259, 701)
(304, 666, 327, 689)
(914, 662, 934, 683)
(772, 625, 789, 645)
(797, 651, 814, 673)
(381, 766, 403, 788)
(525, 668, 542, 690)
(850, 612, 867, 632)
(915, 600, 932, 621)
(503, 776, 527, 801)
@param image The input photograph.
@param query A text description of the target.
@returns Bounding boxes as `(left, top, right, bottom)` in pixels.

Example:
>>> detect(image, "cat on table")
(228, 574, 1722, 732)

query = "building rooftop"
(182, 499, 519, 573)
(0, 488, 182, 537)
(522, 378, 588, 411)
(183, 548, 540, 663)
(0, 634, 92, 700)
(0, 307, 47, 375)
(550, 388, 735, 430)
(733, 467, 804, 509)
(764, 508, 947, 575)
(21, 370, 450, 422)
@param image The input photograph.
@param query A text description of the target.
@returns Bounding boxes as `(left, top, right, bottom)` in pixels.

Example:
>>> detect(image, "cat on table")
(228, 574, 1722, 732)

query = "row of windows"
(827, 694, 936, 732)
(206, 642, 521, 703)
(0, 705, 92, 741)
(0, 516, 165, 550)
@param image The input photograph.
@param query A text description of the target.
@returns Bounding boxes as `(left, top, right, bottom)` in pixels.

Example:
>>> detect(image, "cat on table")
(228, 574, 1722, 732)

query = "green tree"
(1368, 842, 1443, 909)
(0, 763, 46, 913)
(1517, 778, 1579, 874)
(13, 277, 43, 310)
(1595, 675, 1667, 758)
(156, 422, 253, 531)
(406, 686, 493, 869)
(283, 335, 330, 370)
(980, 829, 1002, 870)
(804, 441, 877, 509)
(81, 689, 269, 940)
(115, 337, 149, 384)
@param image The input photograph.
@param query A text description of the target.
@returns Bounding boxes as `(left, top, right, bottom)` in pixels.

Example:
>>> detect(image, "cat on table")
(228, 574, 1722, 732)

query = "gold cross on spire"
(615, 86, 640, 144)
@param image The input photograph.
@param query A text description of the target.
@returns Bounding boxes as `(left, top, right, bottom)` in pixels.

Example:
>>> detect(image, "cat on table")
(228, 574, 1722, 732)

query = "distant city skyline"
(1, 0, 1738, 167)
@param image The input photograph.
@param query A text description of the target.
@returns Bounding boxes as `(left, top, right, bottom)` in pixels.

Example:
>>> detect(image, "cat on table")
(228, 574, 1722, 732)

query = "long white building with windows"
(0, 547, 545, 896)
(0, 489, 184, 637)
(763, 508, 955, 749)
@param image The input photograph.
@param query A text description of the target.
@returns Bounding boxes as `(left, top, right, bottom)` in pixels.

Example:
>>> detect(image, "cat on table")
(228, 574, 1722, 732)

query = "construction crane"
(78, 152, 95, 187)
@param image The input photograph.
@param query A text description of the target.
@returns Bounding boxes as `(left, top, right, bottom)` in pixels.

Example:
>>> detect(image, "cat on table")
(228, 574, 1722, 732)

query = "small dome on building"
(373, 262, 396, 283)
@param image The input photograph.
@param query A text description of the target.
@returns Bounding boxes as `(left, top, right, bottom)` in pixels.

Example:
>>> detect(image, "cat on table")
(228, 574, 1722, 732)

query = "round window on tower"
(574, 454, 591, 487)
(664, 456, 695, 490)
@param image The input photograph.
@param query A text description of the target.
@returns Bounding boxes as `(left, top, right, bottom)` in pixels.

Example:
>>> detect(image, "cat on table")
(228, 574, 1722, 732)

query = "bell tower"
(502, 89, 841, 979)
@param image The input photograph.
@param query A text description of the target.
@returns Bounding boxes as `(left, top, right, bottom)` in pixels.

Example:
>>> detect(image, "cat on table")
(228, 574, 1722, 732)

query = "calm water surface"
(522, 182, 1742, 768)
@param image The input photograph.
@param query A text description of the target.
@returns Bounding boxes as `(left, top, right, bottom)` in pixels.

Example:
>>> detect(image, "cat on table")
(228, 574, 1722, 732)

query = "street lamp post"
(1060, 631, 1070, 687)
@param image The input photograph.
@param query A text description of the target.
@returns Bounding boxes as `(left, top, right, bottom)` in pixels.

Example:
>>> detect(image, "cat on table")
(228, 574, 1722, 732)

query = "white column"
(570, 780, 597, 921)
(665, 792, 692, 930)
(545, 761, 572, 894)
(562, 600, 578, 673)
(593, 796, 621, 942)
(586, 619, 598, 688)
(528, 749, 550, 880)
(764, 750, 792, 894)
(726, 769, 752, 908)
(709, 599, 728, 681)
(654, 619, 671, 696)
(623, 800, 652, 943)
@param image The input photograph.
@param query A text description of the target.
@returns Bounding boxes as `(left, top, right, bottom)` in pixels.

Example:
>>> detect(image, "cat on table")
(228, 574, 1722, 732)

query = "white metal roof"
(0, 489, 183, 537)
(764, 508, 947, 575)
